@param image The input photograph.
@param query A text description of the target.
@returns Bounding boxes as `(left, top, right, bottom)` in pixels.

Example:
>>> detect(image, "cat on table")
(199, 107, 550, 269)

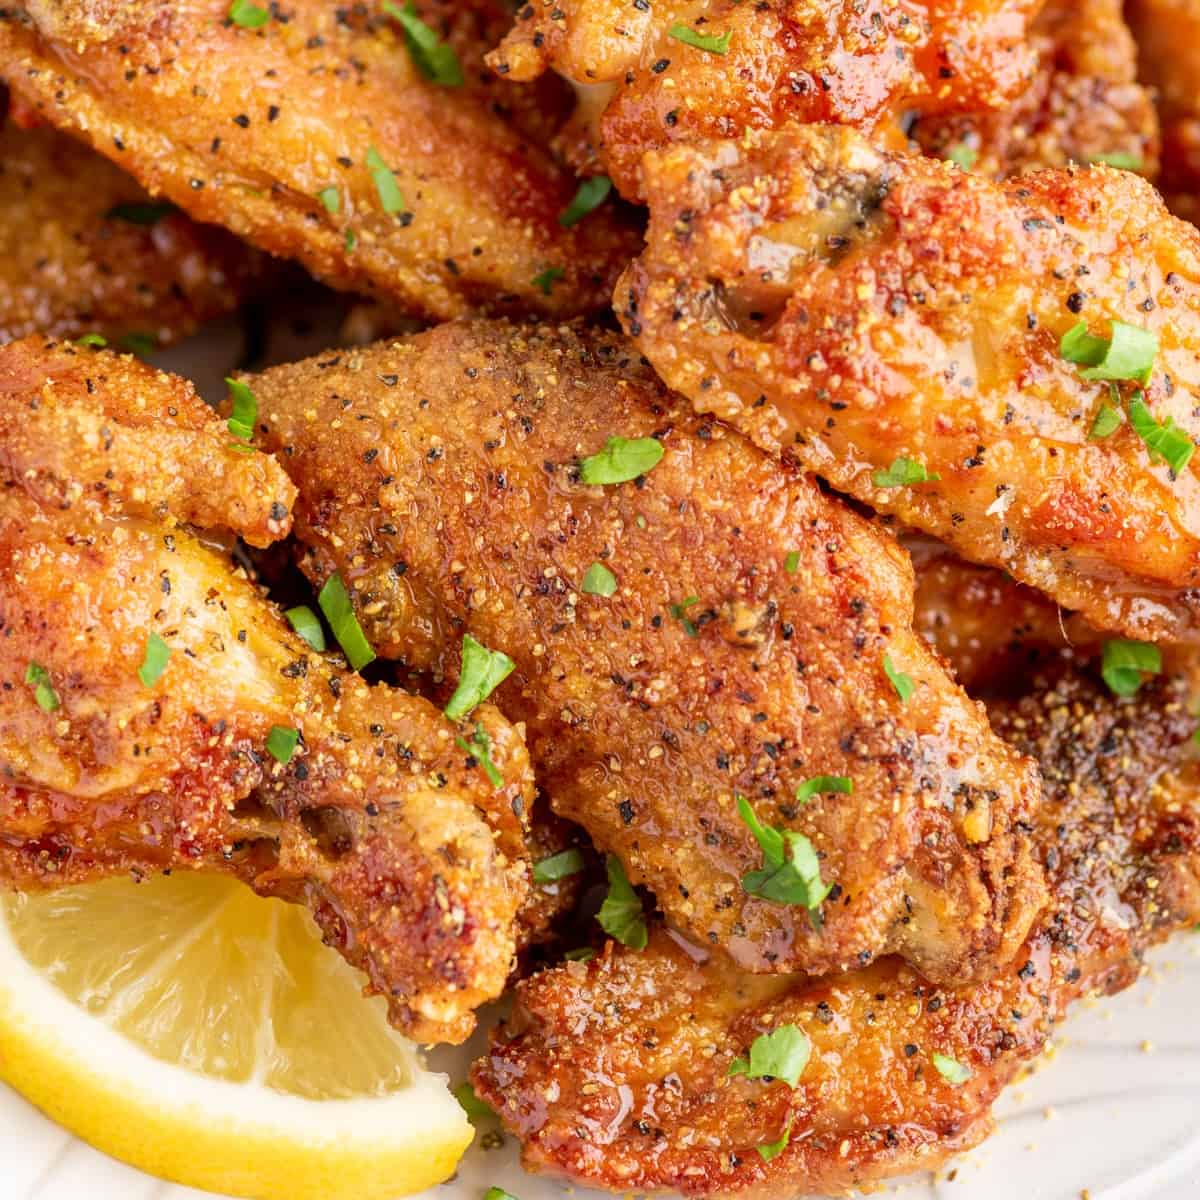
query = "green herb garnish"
(453, 1081, 493, 1120)
(266, 725, 300, 765)
(757, 1119, 794, 1162)
(119, 332, 157, 358)
(366, 145, 405, 216)
(1060, 319, 1157, 385)
(317, 186, 340, 215)
(883, 653, 914, 702)
(25, 663, 60, 712)
(227, 0, 270, 28)
(1100, 638, 1161, 697)
(444, 634, 515, 720)
(1128, 394, 1195, 476)
(564, 946, 596, 962)
(932, 1053, 972, 1085)
(784, 551, 801, 574)
(1089, 397, 1122, 440)
(737, 795, 832, 910)
(75, 333, 107, 348)
(581, 562, 618, 596)
(1089, 152, 1143, 171)
(384, 0, 464, 86)
(225, 376, 258, 449)
(559, 176, 612, 227)
(872, 457, 940, 488)
(317, 573, 377, 671)
(946, 143, 977, 171)
(455, 721, 504, 788)
(106, 201, 178, 225)
(138, 633, 171, 687)
(285, 606, 326, 652)
(532, 266, 565, 295)
(728, 1025, 811, 1087)
(596, 854, 648, 949)
(532, 848, 587, 885)
(669, 595, 700, 637)
(794, 775, 853, 805)
(579, 435, 664, 484)
(667, 23, 731, 54)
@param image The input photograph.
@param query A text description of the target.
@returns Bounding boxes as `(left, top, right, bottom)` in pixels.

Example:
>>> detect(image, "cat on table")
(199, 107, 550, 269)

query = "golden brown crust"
(487, 0, 1046, 201)
(915, 0, 1159, 178)
(472, 667, 1200, 1197)
(248, 319, 1045, 987)
(0, 0, 640, 320)
(619, 125, 1200, 640)
(0, 118, 266, 346)
(0, 338, 535, 1044)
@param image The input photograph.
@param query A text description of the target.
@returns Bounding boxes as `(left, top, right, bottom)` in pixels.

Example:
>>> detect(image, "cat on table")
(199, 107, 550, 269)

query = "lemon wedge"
(0, 872, 472, 1199)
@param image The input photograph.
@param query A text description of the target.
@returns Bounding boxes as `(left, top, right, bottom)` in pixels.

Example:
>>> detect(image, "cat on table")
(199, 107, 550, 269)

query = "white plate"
(6, 313, 1199, 1200)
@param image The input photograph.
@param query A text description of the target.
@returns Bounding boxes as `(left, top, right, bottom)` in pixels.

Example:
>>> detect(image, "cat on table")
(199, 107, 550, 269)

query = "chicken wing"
(1127, 0, 1200, 223)
(0, 118, 265, 347)
(486, 0, 1047, 200)
(246, 319, 1044, 987)
(914, 0, 1158, 178)
(0, 336, 535, 1045)
(619, 125, 1200, 640)
(0, 0, 639, 321)
(472, 665, 1200, 1197)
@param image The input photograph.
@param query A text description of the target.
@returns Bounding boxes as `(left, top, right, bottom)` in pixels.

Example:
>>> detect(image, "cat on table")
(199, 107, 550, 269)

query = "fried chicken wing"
(246, 320, 1044, 987)
(0, 0, 639, 321)
(914, 0, 1159, 177)
(0, 336, 535, 1045)
(472, 665, 1200, 1196)
(619, 125, 1200, 640)
(1127, 0, 1200, 222)
(486, 0, 1046, 200)
(0, 119, 265, 346)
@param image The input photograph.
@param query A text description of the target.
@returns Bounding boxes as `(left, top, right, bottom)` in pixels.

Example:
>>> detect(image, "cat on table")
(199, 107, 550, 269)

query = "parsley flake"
(317, 186, 341, 214)
(1128, 394, 1195, 476)
(1089, 398, 1122, 440)
(532, 848, 587, 885)
(883, 653, 915, 702)
(266, 725, 300, 765)
(728, 1025, 811, 1087)
(1060, 319, 1157, 385)
(444, 634, 515, 720)
(483, 1190, 520, 1200)
(581, 562, 618, 596)
(384, 0, 464, 86)
(669, 595, 700, 637)
(667, 23, 732, 54)
(757, 1118, 794, 1162)
(285, 605, 326, 652)
(366, 145, 405, 215)
(737, 794, 832, 910)
(559, 176, 612, 227)
(25, 663, 60, 712)
(932, 1053, 972, 1085)
(946, 143, 977, 171)
(579, 435, 664, 484)
(225, 376, 258, 449)
(564, 946, 596, 962)
(532, 266, 565, 295)
(794, 775, 853, 804)
(784, 551, 800, 574)
(597, 854, 648, 949)
(138, 633, 171, 687)
(227, 0, 270, 28)
(76, 333, 107, 348)
(106, 201, 178, 225)
(453, 1081, 493, 1121)
(344, 228, 358, 253)
(872, 457, 940, 488)
(455, 721, 504, 788)
(1100, 638, 1161, 697)
(1089, 152, 1143, 171)
(317, 573, 377, 671)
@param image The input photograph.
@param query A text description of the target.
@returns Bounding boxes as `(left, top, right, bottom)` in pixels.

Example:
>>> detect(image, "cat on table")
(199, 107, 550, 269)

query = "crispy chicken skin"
(0, 0, 639, 321)
(473, 667, 1200, 1197)
(619, 125, 1200, 640)
(486, 0, 1046, 200)
(914, 0, 1159, 177)
(247, 320, 1044, 987)
(0, 119, 264, 346)
(0, 337, 535, 1045)
(1127, 0, 1200, 222)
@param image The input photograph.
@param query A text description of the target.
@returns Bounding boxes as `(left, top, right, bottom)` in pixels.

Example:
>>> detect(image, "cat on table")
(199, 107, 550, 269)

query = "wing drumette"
(0, 336, 534, 1044)
(619, 125, 1200, 640)
(472, 665, 1200, 1197)
(246, 319, 1044, 988)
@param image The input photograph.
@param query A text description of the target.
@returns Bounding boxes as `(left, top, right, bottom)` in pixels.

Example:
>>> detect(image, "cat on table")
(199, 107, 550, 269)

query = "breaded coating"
(0, 0, 640, 320)
(0, 119, 264, 346)
(1127, 0, 1200, 223)
(619, 125, 1200, 640)
(247, 320, 1044, 987)
(915, 0, 1159, 177)
(486, 0, 1046, 200)
(472, 667, 1200, 1197)
(0, 337, 535, 1045)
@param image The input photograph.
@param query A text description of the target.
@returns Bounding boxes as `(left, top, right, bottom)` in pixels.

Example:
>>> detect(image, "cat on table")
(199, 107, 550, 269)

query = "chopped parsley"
(76, 333, 107, 348)
(453, 1081, 493, 1121)
(559, 176, 612, 227)
(266, 725, 300, 765)
(1060, 319, 1157, 385)
(872, 457, 940, 488)
(25, 663, 60, 712)
(366, 145, 405, 216)
(384, 0, 464, 87)
(138, 633, 171, 687)
(883, 653, 915, 702)
(932, 1053, 972, 1085)
(564, 946, 596, 962)
(596, 854, 648, 949)
(946, 143, 977, 171)
(1100, 638, 1161, 697)
(737, 794, 832, 911)
(784, 551, 800, 574)
(1128, 393, 1195, 476)
(669, 595, 700, 637)
(532, 848, 587, 885)
(793, 775, 853, 805)
(483, 1190, 520, 1200)
(344, 228, 358, 253)
(317, 573, 377, 671)
(581, 562, 618, 596)
(444, 634, 515, 720)
(531, 265, 565, 295)
(316, 186, 340, 215)
(1089, 151, 1143, 171)
(285, 605, 326, 652)
(579, 435, 664, 484)
(1089, 396, 1122, 440)
(105, 201, 178, 225)
(667, 23, 732, 54)
(728, 1025, 811, 1087)
(225, 376, 258, 450)
(455, 721, 504, 788)
(757, 1118, 793, 1162)
(227, 0, 270, 28)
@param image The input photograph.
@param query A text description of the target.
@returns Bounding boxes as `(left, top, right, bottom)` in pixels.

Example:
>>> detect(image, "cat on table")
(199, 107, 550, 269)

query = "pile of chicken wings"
(2, 1, 1200, 1195)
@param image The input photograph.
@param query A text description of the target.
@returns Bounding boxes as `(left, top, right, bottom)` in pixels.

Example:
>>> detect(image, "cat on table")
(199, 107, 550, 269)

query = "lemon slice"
(0, 872, 472, 1199)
